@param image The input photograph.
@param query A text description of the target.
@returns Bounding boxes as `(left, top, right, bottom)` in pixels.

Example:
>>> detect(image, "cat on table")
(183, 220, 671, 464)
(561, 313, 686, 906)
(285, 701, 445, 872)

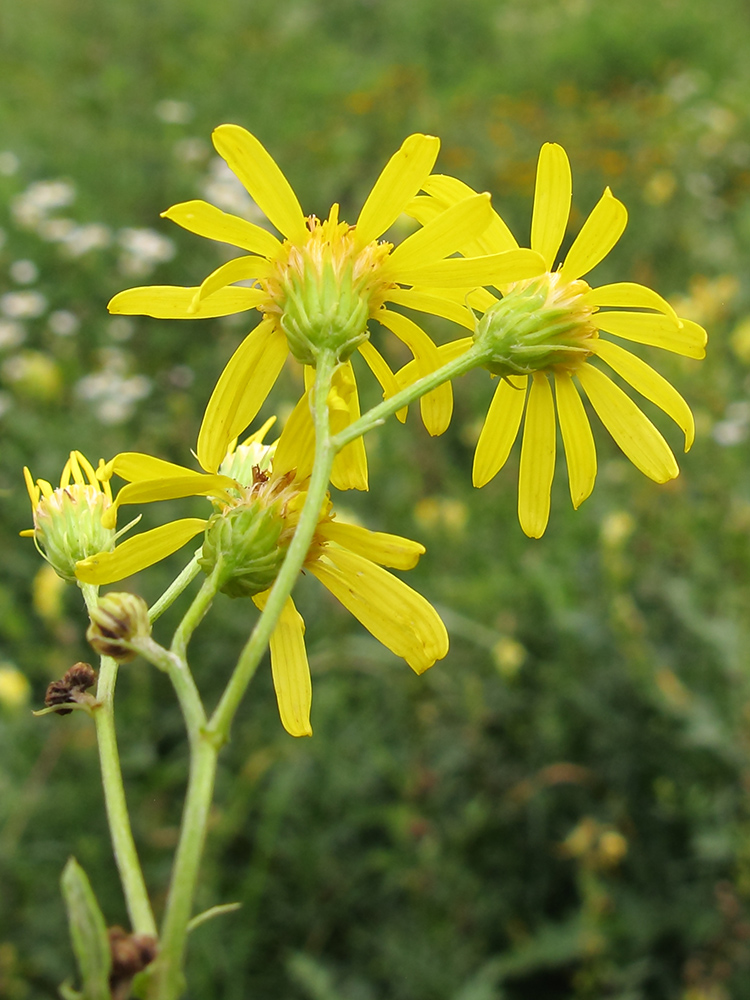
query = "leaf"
(60, 858, 111, 1000)
(186, 902, 242, 934)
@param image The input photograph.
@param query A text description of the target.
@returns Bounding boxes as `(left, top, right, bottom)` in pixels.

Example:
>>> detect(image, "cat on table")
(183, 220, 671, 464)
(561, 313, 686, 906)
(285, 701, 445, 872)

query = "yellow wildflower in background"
(76, 417, 448, 737)
(108, 125, 544, 482)
(407, 143, 707, 537)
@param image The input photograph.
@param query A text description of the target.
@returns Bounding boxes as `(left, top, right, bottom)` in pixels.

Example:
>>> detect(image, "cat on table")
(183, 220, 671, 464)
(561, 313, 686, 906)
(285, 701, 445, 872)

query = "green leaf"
(60, 857, 111, 1000)
(186, 901, 242, 934)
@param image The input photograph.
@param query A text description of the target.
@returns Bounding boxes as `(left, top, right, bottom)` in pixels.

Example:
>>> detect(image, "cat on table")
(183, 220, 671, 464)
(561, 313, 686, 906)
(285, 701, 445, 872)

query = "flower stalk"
(80, 583, 157, 939)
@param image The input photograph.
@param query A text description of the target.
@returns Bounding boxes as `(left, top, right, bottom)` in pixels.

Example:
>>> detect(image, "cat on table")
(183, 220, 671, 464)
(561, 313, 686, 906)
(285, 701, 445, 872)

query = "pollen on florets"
(23, 452, 116, 582)
(259, 205, 395, 365)
(473, 271, 599, 378)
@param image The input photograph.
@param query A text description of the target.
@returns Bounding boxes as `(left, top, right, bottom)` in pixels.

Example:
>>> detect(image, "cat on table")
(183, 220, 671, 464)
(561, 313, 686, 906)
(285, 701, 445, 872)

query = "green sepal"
(60, 857, 111, 1000)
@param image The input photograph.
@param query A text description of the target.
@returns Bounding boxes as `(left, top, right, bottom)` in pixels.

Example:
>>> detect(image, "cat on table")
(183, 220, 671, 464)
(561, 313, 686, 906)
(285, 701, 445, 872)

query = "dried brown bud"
(87, 592, 151, 663)
(108, 926, 158, 1000)
(44, 662, 97, 715)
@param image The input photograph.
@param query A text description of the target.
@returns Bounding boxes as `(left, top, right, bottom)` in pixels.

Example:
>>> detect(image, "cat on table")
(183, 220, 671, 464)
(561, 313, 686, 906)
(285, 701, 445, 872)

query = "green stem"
(146, 575, 225, 999)
(207, 349, 339, 745)
(149, 738, 218, 1000)
(80, 583, 157, 938)
(149, 553, 203, 624)
(333, 342, 484, 450)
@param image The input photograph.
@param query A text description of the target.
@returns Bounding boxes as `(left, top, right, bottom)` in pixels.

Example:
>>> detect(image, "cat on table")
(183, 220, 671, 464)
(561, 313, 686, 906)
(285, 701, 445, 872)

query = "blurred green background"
(2, 0, 750, 997)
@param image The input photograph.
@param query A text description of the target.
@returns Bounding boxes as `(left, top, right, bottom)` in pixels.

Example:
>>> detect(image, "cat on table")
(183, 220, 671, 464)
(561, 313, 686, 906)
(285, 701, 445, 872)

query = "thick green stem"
(148, 736, 218, 1000)
(208, 349, 339, 744)
(333, 343, 484, 450)
(80, 583, 157, 938)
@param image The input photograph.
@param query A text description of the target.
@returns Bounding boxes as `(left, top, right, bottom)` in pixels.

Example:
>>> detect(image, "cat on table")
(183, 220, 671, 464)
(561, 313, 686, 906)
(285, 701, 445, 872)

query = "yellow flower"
(21, 451, 118, 581)
(108, 125, 544, 483)
(76, 417, 448, 737)
(406, 143, 707, 537)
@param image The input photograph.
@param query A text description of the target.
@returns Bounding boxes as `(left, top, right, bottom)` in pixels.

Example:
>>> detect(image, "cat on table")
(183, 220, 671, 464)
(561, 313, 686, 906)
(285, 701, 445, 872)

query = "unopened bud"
(86, 593, 151, 662)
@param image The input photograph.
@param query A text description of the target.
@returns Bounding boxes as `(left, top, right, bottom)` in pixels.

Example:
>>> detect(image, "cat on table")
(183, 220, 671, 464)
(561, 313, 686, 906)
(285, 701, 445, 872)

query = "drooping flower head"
(108, 126, 544, 483)
(21, 451, 117, 581)
(75, 416, 448, 737)
(407, 143, 707, 537)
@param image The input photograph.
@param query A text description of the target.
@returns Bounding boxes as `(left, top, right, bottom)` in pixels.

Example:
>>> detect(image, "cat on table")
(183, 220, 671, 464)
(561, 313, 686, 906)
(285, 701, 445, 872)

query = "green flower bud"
(22, 453, 116, 582)
(473, 272, 598, 377)
(87, 592, 151, 663)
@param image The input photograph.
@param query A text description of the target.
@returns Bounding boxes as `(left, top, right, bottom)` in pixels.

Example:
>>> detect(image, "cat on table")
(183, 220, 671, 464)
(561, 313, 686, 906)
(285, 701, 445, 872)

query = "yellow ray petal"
(472, 375, 528, 487)
(585, 282, 678, 321)
(413, 284, 498, 314)
(421, 174, 519, 253)
(357, 341, 408, 423)
(395, 249, 545, 288)
(385, 288, 476, 331)
(355, 134, 440, 248)
(309, 549, 448, 674)
(386, 193, 493, 272)
(377, 310, 452, 436)
(273, 390, 315, 481)
(111, 474, 235, 512)
(328, 362, 368, 491)
(254, 592, 312, 738)
(530, 143, 572, 269)
(108, 285, 266, 319)
(195, 255, 273, 304)
(560, 187, 628, 281)
(240, 415, 277, 447)
(75, 519, 207, 585)
(518, 373, 556, 538)
(104, 453, 204, 483)
(596, 312, 706, 359)
(593, 338, 694, 450)
(23, 466, 39, 506)
(211, 125, 308, 243)
(161, 200, 282, 258)
(319, 521, 425, 569)
(403, 195, 443, 227)
(197, 320, 289, 473)
(577, 363, 679, 482)
(554, 371, 596, 508)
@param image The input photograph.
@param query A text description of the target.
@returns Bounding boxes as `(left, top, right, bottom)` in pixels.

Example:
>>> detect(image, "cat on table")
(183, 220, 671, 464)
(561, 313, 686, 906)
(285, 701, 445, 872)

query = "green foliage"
(59, 858, 111, 1000)
(2, 0, 750, 998)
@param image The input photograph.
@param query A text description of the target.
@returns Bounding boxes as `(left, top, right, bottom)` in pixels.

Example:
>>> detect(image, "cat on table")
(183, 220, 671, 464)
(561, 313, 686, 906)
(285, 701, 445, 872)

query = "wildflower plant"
(22, 127, 707, 999)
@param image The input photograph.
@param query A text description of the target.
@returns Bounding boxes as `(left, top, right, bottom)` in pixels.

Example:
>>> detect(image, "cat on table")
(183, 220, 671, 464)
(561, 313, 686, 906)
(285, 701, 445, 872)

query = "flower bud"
(22, 452, 116, 582)
(473, 272, 598, 377)
(86, 592, 151, 662)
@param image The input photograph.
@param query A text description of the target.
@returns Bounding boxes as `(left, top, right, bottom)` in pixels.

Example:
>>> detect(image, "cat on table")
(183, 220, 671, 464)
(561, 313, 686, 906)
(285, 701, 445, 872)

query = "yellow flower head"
(21, 451, 117, 581)
(108, 125, 544, 477)
(407, 143, 707, 538)
(76, 416, 448, 737)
